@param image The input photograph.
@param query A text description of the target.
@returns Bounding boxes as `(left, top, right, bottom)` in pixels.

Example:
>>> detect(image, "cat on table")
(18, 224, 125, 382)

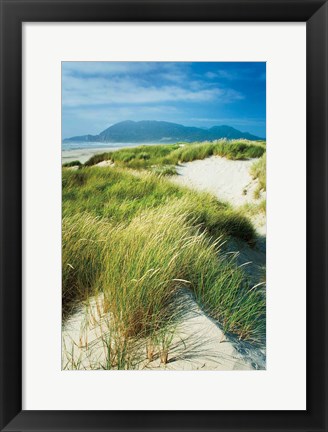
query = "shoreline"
(62, 142, 168, 164)
(62, 146, 132, 164)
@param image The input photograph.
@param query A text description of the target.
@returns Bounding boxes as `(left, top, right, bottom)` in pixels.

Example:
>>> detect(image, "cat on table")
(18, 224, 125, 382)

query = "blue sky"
(62, 62, 266, 139)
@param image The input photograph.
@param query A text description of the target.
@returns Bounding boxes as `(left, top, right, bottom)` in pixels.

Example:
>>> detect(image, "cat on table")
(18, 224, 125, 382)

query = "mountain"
(64, 120, 263, 143)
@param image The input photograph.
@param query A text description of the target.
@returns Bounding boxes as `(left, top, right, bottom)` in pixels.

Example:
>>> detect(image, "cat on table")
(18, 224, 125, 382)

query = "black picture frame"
(0, 0, 327, 431)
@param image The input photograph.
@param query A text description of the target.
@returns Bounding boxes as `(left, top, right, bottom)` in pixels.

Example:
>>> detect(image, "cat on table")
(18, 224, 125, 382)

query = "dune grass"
(240, 199, 266, 217)
(62, 167, 256, 243)
(83, 152, 114, 166)
(62, 160, 82, 168)
(150, 164, 177, 176)
(83, 140, 265, 170)
(83, 143, 180, 167)
(175, 141, 264, 163)
(62, 160, 266, 367)
(63, 203, 265, 346)
(250, 153, 266, 199)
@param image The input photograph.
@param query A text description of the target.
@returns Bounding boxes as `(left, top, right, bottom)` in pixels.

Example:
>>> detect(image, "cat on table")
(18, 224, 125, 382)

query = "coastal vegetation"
(62, 140, 266, 368)
(62, 160, 82, 168)
(83, 139, 265, 170)
(250, 152, 266, 199)
(61, 60, 266, 370)
(62, 167, 256, 243)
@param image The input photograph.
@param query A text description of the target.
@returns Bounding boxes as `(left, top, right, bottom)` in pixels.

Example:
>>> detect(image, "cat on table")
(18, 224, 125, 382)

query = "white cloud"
(62, 62, 156, 77)
(62, 62, 191, 81)
(62, 74, 243, 107)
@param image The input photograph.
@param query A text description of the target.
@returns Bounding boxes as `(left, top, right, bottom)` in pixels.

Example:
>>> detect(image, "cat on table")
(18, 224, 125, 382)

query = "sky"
(62, 62, 266, 139)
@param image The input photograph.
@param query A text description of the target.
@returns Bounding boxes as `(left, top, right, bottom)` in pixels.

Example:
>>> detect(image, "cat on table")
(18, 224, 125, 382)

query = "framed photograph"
(0, 0, 327, 431)
(61, 59, 267, 374)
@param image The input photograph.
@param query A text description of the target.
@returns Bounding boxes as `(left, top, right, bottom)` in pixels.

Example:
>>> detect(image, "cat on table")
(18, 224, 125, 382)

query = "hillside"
(64, 120, 263, 143)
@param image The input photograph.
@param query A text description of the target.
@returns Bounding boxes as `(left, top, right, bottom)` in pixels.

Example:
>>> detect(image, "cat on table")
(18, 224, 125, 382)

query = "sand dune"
(62, 291, 265, 371)
(171, 156, 266, 235)
(172, 156, 264, 202)
(62, 155, 266, 370)
(172, 156, 262, 205)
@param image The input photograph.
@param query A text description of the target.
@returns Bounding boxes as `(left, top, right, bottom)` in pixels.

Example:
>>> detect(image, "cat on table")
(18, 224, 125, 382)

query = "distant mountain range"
(64, 120, 263, 143)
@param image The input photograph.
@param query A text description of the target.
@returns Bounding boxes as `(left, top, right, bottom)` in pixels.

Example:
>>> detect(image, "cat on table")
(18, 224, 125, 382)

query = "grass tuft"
(151, 165, 177, 176)
(63, 204, 265, 344)
(84, 152, 113, 166)
(62, 160, 82, 168)
(250, 153, 266, 198)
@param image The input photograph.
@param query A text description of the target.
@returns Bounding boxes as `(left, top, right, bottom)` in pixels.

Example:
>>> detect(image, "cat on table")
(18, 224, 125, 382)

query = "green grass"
(63, 203, 265, 344)
(175, 141, 265, 163)
(250, 153, 266, 198)
(240, 199, 266, 217)
(63, 167, 256, 243)
(83, 140, 265, 170)
(84, 152, 113, 166)
(150, 164, 177, 176)
(62, 160, 82, 168)
(62, 155, 266, 364)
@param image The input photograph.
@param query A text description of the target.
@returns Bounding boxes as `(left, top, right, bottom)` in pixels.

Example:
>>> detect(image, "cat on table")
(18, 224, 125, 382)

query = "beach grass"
(62, 167, 256, 243)
(250, 153, 266, 198)
(83, 140, 266, 170)
(62, 152, 266, 365)
(150, 164, 178, 176)
(62, 160, 83, 168)
(63, 202, 265, 345)
(240, 199, 266, 217)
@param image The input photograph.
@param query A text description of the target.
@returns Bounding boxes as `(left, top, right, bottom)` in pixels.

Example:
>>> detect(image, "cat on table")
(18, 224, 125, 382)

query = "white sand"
(62, 291, 265, 371)
(173, 156, 265, 205)
(171, 156, 266, 235)
(62, 295, 111, 370)
(96, 160, 114, 167)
